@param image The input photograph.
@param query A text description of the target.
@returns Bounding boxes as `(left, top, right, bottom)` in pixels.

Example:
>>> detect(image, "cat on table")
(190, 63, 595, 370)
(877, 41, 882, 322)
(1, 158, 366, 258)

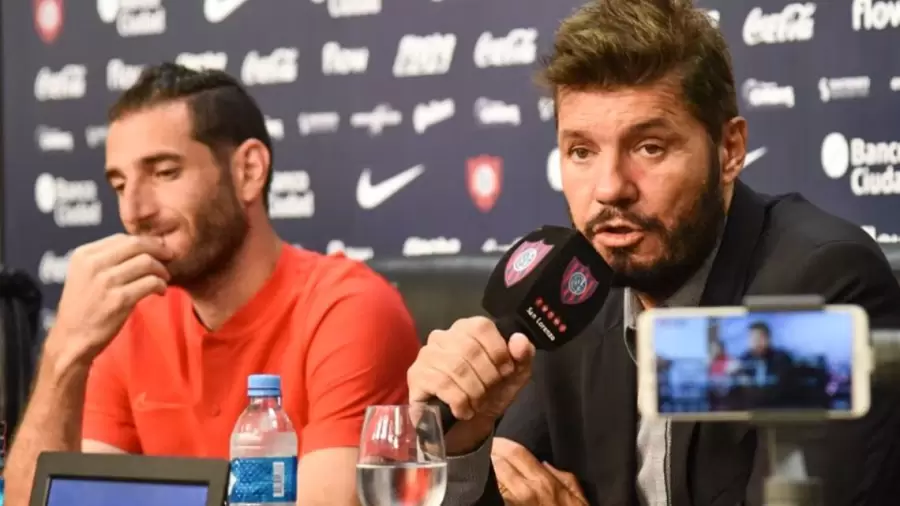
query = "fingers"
(507, 333, 536, 370)
(543, 462, 588, 505)
(492, 439, 552, 505)
(75, 233, 129, 255)
(446, 317, 517, 376)
(99, 235, 173, 267)
(104, 253, 171, 286)
(431, 328, 507, 402)
(409, 316, 516, 411)
(493, 452, 536, 505)
(492, 438, 543, 469)
(76, 235, 172, 274)
(408, 347, 481, 420)
(114, 275, 168, 309)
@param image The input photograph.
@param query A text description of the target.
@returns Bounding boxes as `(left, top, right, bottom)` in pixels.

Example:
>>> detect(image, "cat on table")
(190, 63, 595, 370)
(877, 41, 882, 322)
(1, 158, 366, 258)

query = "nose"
(119, 181, 160, 230)
(590, 152, 638, 206)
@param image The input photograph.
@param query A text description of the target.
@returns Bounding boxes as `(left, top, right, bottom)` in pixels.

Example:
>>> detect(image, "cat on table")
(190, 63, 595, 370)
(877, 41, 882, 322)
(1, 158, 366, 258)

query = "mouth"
(593, 223, 644, 248)
(141, 229, 178, 246)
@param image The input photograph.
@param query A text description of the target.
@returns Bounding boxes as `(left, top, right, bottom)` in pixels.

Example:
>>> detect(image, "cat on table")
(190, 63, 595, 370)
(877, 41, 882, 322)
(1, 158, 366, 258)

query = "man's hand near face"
(3, 234, 172, 505)
(492, 437, 588, 506)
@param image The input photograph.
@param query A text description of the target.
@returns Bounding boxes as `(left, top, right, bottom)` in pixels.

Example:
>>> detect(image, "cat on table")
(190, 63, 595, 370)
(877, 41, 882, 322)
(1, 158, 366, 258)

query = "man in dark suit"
(406, 1, 900, 505)
(733, 321, 799, 410)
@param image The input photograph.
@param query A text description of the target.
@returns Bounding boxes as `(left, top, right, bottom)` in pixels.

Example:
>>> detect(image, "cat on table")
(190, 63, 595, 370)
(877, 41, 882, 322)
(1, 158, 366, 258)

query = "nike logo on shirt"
(204, 0, 251, 23)
(356, 165, 426, 210)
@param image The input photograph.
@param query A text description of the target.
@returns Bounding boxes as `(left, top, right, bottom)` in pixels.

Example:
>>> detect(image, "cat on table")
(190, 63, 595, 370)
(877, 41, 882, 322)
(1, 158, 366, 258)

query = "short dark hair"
(749, 321, 771, 339)
(108, 62, 273, 208)
(538, 0, 738, 144)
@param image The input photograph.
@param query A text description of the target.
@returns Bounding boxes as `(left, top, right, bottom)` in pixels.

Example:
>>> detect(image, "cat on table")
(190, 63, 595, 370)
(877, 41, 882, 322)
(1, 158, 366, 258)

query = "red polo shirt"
(82, 244, 420, 458)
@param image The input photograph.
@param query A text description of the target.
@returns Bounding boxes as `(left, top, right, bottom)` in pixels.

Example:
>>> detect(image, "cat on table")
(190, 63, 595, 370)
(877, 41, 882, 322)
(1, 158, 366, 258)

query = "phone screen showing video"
(652, 310, 854, 414)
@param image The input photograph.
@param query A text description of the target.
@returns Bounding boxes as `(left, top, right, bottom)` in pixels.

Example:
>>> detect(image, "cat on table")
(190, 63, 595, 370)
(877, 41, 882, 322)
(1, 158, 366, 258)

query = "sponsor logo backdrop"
(4, 0, 900, 329)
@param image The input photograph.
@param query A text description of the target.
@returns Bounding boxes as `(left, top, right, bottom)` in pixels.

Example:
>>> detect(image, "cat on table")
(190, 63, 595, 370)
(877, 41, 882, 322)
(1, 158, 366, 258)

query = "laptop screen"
(46, 478, 209, 506)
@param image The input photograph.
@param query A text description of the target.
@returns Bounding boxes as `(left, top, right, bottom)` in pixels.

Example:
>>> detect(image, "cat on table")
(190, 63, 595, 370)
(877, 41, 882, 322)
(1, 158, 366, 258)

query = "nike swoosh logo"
(204, 0, 250, 23)
(744, 147, 767, 168)
(357, 165, 425, 210)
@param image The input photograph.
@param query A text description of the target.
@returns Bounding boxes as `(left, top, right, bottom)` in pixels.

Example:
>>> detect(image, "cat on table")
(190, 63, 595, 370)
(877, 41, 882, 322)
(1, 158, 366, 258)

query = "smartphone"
(635, 304, 872, 421)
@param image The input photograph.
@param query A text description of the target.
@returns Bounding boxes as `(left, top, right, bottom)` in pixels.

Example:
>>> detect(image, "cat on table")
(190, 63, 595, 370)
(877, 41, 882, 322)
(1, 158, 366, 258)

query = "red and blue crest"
(504, 240, 552, 287)
(560, 257, 599, 304)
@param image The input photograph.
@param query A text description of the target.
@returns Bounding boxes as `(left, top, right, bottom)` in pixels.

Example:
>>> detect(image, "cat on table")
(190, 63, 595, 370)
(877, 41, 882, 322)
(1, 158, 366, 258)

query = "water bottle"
(229, 374, 298, 506)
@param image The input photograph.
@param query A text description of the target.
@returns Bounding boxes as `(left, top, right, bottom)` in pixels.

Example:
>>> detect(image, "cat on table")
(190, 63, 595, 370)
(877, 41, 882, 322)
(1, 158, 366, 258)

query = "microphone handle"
(431, 315, 523, 434)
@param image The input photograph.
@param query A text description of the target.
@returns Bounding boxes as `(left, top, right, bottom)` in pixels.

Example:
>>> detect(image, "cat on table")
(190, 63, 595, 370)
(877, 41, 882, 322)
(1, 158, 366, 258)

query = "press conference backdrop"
(3, 0, 900, 332)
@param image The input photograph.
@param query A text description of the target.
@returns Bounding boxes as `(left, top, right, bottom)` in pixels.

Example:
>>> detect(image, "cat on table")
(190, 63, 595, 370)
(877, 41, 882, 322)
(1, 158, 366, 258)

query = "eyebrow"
(105, 151, 183, 182)
(559, 117, 678, 143)
(625, 117, 677, 135)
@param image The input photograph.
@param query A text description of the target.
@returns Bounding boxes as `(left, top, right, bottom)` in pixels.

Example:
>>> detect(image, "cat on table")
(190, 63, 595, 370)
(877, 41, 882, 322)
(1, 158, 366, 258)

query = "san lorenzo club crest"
(560, 257, 599, 304)
(504, 240, 552, 287)
(34, 0, 64, 44)
(466, 155, 503, 212)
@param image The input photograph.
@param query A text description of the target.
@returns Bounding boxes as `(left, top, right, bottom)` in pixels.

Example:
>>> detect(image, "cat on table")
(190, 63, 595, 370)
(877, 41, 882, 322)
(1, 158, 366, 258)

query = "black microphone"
(434, 225, 614, 433)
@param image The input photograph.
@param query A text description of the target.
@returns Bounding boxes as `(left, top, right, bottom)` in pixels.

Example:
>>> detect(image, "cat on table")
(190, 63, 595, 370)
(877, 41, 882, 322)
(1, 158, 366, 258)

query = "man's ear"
(720, 117, 749, 185)
(230, 139, 270, 206)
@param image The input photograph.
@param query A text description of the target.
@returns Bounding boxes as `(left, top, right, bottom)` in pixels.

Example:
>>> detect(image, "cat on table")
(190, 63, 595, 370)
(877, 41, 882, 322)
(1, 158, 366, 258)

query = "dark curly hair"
(108, 62, 274, 208)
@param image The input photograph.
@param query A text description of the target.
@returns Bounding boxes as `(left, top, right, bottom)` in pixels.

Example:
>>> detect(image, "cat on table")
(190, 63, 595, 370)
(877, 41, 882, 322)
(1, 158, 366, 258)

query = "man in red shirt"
(4, 63, 421, 506)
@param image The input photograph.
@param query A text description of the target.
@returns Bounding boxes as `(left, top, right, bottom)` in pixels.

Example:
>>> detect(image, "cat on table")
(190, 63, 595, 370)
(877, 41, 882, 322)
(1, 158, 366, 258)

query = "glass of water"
(356, 404, 447, 506)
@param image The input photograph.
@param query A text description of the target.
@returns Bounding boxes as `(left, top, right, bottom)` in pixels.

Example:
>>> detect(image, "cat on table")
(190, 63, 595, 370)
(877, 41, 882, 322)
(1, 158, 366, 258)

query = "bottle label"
(229, 456, 298, 503)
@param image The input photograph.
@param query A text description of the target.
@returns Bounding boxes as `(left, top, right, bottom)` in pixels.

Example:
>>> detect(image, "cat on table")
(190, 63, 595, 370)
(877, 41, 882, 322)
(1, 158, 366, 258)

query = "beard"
(573, 143, 726, 300)
(137, 174, 249, 291)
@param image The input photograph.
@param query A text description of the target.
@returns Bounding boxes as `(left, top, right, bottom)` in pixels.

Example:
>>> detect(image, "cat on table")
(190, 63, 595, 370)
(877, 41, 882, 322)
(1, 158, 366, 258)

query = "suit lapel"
(669, 181, 767, 506)
(584, 289, 640, 506)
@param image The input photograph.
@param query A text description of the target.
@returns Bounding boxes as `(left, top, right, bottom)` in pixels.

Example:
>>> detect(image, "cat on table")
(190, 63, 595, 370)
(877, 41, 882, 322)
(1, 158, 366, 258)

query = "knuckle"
(406, 361, 425, 387)
(467, 316, 495, 334)
(106, 288, 127, 309)
(505, 442, 527, 458)
(94, 270, 113, 288)
(441, 383, 469, 411)
(517, 486, 536, 502)
(139, 253, 156, 270)
(537, 478, 555, 498)
(419, 343, 441, 365)
(461, 340, 484, 363)
(434, 372, 456, 395)
(449, 358, 470, 380)
(426, 329, 445, 345)
(72, 249, 93, 269)
(492, 443, 512, 458)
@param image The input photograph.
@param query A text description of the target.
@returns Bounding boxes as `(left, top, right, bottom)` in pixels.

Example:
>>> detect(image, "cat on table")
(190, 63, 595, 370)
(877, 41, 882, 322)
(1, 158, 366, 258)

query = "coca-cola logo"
(742, 3, 816, 46)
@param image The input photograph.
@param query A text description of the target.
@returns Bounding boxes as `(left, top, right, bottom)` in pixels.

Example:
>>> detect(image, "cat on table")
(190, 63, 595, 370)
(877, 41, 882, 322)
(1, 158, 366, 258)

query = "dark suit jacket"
(479, 181, 900, 506)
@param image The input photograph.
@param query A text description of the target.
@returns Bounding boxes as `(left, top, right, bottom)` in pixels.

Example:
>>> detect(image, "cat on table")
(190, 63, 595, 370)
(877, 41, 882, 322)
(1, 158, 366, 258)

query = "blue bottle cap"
(247, 374, 281, 396)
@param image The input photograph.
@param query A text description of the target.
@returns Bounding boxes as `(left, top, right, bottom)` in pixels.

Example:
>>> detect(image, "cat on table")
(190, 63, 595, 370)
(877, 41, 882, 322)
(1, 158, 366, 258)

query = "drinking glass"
(356, 404, 447, 506)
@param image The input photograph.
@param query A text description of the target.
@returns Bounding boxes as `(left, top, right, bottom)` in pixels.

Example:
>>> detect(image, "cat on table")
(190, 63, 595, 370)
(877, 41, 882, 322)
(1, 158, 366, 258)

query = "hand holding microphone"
(407, 225, 614, 454)
(408, 317, 536, 454)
